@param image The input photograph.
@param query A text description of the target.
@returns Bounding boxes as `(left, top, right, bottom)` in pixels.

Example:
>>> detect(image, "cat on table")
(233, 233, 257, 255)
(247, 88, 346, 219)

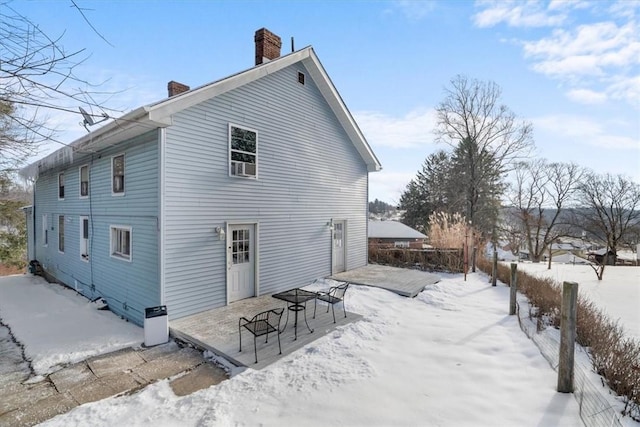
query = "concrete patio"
(170, 291, 361, 371)
(330, 264, 441, 297)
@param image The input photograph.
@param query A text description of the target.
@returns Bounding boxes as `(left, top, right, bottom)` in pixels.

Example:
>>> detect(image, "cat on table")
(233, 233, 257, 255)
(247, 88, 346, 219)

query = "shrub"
(368, 245, 464, 273)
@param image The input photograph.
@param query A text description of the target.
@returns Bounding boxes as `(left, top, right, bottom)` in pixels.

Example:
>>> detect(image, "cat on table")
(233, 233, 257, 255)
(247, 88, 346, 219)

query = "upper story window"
(58, 215, 65, 253)
(42, 214, 48, 246)
(112, 154, 125, 194)
(58, 172, 65, 199)
(229, 125, 257, 178)
(80, 216, 89, 261)
(79, 165, 89, 198)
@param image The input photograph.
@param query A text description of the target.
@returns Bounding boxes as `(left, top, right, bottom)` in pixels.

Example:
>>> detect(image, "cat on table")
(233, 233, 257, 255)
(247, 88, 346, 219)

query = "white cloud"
(474, 1, 640, 108)
(392, 0, 437, 21)
(533, 114, 639, 149)
(369, 171, 416, 204)
(565, 88, 607, 104)
(354, 109, 437, 149)
(473, 0, 569, 28)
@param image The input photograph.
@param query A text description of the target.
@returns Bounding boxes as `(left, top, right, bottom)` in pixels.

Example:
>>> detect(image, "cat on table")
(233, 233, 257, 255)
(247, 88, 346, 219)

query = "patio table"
(272, 288, 317, 340)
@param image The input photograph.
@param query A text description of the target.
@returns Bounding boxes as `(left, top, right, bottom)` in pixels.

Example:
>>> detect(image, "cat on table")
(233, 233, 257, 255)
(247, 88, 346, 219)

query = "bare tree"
(508, 160, 583, 264)
(576, 173, 640, 280)
(435, 75, 534, 239)
(0, 2, 114, 171)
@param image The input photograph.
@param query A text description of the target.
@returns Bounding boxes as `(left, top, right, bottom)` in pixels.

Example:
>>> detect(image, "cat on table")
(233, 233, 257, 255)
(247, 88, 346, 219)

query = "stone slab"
(133, 348, 203, 382)
(87, 347, 145, 377)
(0, 392, 77, 427)
(138, 341, 180, 362)
(0, 382, 56, 416)
(67, 378, 118, 405)
(169, 363, 227, 397)
(99, 372, 146, 396)
(49, 363, 96, 392)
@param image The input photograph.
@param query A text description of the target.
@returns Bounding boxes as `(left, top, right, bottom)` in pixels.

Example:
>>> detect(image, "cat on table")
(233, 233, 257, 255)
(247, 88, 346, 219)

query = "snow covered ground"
(0, 273, 588, 426)
(514, 263, 640, 340)
(0, 274, 142, 376)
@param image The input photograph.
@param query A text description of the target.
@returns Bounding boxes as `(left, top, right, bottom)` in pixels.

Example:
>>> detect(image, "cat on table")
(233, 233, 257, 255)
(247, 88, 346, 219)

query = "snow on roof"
(368, 220, 426, 239)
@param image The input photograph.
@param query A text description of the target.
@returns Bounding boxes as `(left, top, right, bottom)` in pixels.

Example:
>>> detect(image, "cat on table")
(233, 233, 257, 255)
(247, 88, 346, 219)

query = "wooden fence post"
(558, 281, 578, 393)
(471, 247, 477, 273)
(491, 250, 498, 286)
(509, 263, 517, 315)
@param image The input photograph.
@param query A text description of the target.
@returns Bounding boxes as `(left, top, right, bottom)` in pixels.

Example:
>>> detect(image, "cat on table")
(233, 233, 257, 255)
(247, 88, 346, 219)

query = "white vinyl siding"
(110, 225, 131, 261)
(164, 62, 369, 320)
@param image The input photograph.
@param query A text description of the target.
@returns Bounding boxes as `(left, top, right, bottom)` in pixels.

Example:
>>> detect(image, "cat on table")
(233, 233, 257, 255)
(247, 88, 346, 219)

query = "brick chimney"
(167, 80, 190, 97)
(254, 28, 282, 65)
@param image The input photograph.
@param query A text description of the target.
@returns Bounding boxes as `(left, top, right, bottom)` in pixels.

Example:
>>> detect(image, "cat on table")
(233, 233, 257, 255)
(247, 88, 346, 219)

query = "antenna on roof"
(79, 107, 109, 132)
(291, 36, 295, 53)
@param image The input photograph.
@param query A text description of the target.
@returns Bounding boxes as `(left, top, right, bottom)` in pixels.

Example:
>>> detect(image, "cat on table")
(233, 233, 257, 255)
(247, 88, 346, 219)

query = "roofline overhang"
(21, 46, 382, 178)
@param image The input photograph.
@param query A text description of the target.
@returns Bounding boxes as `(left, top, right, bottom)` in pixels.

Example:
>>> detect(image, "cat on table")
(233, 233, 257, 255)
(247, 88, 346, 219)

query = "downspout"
(158, 128, 166, 305)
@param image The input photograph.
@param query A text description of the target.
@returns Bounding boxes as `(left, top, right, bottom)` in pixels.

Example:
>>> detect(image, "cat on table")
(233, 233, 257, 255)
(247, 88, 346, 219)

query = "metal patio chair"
(239, 308, 284, 364)
(313, 282, 349, 323)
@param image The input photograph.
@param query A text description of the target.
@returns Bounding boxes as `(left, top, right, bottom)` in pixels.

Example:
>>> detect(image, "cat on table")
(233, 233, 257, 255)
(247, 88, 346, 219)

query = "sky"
(0, 273, 596, 426)
(11, 0, 640, 204)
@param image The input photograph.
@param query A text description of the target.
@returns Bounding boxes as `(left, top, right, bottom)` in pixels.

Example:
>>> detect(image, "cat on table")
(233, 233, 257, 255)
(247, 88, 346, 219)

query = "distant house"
(368, 220, 426, 249)
(588, 248, 617, 265)
(20, 28, 381, 325)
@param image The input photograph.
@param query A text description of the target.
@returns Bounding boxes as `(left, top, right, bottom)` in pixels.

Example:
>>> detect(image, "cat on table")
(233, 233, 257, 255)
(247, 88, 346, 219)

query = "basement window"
(110, 225, 131, 261)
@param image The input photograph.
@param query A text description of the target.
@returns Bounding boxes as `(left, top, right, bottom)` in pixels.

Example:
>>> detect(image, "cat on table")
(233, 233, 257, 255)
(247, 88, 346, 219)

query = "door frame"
(225, 220, 259, 305)
(331, 219, 347, 275)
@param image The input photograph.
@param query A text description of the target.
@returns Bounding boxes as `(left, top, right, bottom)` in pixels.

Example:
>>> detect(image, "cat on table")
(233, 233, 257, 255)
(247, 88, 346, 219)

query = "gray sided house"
(21, 29, 381, 326)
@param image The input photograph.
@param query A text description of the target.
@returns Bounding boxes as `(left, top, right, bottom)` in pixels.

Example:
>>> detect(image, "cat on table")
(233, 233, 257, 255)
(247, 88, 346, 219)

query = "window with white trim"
(58, 215, 64, 253)
(42, 214, 48, 246)
(79, 165, 89, 198)
(58, 172, 65, 199)
(110, 226, 131, 261)
(229, 125, 257, 178)
(80, 216, 89, 261)
(112, 154, 125, 194)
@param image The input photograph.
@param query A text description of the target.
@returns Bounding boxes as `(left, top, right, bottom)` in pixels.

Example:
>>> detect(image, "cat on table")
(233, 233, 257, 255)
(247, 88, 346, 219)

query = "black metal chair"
(313, 282, 349, 323)
(239, 308, 284, 364)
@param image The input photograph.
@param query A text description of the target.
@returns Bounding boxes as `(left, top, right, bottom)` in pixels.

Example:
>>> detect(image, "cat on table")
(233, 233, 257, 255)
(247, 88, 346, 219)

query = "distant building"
(368, 220, 426, 249)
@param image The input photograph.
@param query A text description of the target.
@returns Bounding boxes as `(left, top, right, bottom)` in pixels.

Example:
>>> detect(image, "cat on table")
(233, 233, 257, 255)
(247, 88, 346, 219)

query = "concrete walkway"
(0, 341, 227, 427)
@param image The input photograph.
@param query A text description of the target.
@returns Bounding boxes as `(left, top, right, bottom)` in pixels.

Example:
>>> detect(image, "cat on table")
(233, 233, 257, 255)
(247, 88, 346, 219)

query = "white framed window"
(112, 154, 125, 195)
(42, 214, 48, 247)
(58, 172, 65, 199)
(110, 225, 131, 261)
(79, 165, 89, 198)
(80, 216, 89, 261)
(229, 124, 257, 178)
(58, 215, 65, 253)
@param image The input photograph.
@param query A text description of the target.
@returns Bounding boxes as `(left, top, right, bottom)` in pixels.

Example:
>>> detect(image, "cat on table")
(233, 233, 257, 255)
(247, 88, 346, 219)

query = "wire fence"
(516, 299, 625, 427)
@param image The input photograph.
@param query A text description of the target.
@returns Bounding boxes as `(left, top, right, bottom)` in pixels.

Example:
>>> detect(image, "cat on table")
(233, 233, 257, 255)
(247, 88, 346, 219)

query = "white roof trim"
(21, 46, 381, 178)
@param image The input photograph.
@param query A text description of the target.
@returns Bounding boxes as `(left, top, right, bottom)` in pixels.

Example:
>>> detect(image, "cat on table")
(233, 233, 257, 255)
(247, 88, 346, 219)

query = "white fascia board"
(303, 49, 382, 172)
(147, 49, 313, 123)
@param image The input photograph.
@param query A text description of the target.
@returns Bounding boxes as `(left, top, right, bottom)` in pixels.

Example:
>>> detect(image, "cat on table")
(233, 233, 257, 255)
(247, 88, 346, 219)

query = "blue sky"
(14, 0, 640, 204)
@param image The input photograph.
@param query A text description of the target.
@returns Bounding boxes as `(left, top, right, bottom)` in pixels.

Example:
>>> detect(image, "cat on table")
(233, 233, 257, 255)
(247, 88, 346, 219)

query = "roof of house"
(368, 220, 426, 240)
(21, 46, 381, 179)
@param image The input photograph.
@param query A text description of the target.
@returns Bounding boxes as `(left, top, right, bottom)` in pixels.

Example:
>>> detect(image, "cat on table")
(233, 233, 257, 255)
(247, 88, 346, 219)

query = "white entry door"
(332, 220, 345, 274)
(228, 224, 256, 302)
